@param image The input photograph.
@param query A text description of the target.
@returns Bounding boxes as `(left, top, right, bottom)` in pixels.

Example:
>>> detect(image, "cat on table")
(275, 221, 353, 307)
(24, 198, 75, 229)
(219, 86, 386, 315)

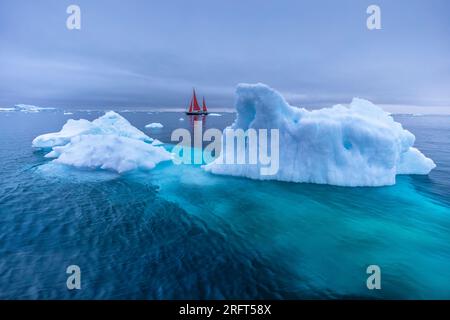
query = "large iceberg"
(33, 111, 172, 173)
(204, 83, 436, 187)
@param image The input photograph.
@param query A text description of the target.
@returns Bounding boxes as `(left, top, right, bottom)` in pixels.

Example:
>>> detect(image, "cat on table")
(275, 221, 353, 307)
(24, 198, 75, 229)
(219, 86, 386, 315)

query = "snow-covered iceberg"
(33, 111, 172, 173)
(204, 83, 436, 187)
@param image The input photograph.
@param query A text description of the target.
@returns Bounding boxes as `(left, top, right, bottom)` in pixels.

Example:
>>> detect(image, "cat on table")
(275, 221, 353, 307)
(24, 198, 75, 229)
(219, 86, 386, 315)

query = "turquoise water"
(0, 111, 449, 299)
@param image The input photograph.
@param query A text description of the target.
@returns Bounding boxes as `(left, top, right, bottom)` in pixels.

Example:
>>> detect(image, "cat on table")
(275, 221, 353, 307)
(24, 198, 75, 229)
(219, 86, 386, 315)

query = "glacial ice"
(15, 104, 55, 112)
(0, 107, 15, 112)
(145, 122, 164, 129)
(33, 111, 172, 173)
(0, 104, 55, 113)
(204, 83, 436, 187)
(46, 134, 171, 173)
(33, 111, 152, 148)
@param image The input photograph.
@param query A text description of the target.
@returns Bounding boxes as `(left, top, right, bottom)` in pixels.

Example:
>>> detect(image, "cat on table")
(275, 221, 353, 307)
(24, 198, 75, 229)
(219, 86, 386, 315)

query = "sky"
(0, 0, 449, 112)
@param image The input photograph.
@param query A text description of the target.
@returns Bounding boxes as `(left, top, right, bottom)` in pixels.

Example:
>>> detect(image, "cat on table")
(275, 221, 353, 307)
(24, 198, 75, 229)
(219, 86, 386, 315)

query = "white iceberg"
(33, 111, 151, 148)
(151, 139, 164, 146)
(63, 112, 74, 115)
(204, 83, 436, 187)
(0, 104, 55, 113)
(15, 104, 55, 112)
(45, 134, 171, 173)
(145, 122, 164, 129)
(33, 111, 172, 173)
(0, 107, 15, 112)
(208, 113, 222, 117)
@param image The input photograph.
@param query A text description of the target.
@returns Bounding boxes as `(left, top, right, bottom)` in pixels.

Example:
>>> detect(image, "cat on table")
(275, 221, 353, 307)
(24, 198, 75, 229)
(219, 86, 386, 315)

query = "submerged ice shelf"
(204, 83, 435, 187)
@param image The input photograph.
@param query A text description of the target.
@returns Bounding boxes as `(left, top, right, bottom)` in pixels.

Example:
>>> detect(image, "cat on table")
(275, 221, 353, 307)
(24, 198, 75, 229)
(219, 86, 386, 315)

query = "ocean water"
(0, 110, 449, 299)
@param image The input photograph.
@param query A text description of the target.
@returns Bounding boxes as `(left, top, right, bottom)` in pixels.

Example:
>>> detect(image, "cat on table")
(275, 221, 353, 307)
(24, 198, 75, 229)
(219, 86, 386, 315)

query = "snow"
(204, 83, 436, 187)
(145, 122, 164, 129)
(33, 111, 172, 173)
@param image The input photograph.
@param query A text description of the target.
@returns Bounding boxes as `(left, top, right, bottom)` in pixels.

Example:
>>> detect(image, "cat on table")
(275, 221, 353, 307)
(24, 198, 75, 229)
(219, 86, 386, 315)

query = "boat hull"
(186, 112, 208, 115)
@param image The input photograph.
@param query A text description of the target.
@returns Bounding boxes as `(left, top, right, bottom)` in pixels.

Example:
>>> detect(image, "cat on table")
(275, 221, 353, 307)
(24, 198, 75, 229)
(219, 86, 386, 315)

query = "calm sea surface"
(0, 110, 449, 299)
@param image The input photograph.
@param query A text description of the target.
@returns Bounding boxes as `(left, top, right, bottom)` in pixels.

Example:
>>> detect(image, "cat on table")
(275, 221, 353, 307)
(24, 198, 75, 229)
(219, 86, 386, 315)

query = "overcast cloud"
(0, 0, 449, 111)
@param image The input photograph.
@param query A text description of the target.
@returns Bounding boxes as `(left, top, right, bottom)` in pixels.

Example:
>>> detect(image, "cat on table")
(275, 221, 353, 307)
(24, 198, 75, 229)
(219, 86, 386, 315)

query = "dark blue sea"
(0, 110, 449, 299)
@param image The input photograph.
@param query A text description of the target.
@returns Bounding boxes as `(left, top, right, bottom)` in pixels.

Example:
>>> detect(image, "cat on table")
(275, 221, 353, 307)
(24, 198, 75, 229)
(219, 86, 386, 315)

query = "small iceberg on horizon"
(204, 83, 436, 187)
(33, 111, 172, 173)
(0, 104, 55, 113)
(145, 122, 164, 129)
(15, 104, 55, 113)
(0, 107, 15, 112)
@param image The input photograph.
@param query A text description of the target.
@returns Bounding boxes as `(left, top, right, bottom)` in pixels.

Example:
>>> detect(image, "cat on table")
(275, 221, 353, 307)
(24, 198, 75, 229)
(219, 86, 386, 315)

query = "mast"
(202, 96, 208, 113)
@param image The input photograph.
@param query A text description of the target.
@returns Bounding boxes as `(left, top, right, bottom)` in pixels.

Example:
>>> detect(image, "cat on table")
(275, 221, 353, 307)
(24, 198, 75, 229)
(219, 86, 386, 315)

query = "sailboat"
(186, 89, 208, 115)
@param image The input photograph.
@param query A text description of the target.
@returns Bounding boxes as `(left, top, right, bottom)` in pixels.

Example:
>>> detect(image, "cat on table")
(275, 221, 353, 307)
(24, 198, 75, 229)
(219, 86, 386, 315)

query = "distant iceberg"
(0, 107, 15, 112)
(15, 104, 55, 113)
(33, 111, 171, 173)
(145, 122, 164, 129)
(0, 104, 55, 113)
(204, 83, 436, 187)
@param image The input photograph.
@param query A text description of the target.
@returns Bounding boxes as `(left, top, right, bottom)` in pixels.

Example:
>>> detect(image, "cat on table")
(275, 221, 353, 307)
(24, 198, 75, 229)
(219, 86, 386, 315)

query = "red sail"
(192, 89, 201, 111)
(202, 97, 208, 113)
(188, 97, 194, 113)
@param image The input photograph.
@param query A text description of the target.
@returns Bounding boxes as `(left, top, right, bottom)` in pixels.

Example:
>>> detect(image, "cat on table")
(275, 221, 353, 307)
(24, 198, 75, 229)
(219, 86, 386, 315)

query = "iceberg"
(33, 111, 151, 148)
(0, 104, 55, 113)
(151, 139, 164, 146)
(33, 111, 172, 173)
(0, 107, 15, 112)
(204, 83, 436, 187)
(15, 104, 55, 112)
(45, 134, 171, 173)
(145, 122, 164, 129)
